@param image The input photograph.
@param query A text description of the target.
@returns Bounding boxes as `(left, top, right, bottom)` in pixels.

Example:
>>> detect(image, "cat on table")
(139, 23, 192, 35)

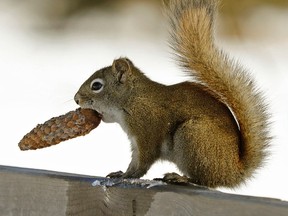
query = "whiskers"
(63, 98, 75, 104)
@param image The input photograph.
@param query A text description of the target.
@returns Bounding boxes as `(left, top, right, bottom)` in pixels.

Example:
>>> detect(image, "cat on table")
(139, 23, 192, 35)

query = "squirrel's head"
(74, 57, 142, 123)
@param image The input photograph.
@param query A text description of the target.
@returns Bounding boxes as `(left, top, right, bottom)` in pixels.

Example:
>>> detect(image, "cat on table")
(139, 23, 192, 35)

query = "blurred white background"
(1, 0, 288, 201)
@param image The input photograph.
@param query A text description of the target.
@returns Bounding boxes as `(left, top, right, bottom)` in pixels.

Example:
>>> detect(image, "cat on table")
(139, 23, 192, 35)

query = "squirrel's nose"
(74, 93, 80, 105)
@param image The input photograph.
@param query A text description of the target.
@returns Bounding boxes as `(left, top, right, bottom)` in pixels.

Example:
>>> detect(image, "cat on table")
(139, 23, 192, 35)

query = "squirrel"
(74, 0, 270, 188)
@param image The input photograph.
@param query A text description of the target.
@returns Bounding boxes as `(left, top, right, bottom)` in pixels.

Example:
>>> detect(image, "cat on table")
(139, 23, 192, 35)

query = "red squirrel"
(75, 0, 270, 188)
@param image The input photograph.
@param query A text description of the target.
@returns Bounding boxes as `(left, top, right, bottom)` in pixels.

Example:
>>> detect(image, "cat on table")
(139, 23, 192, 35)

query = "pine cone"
(19, 108, 101, 150)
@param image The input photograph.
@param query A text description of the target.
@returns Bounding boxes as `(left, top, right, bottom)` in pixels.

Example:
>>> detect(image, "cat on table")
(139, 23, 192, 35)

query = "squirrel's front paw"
(106, 171, 124, 178)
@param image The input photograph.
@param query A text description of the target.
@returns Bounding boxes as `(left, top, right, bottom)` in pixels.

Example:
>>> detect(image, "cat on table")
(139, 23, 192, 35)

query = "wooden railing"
(0, 165, 287, 216)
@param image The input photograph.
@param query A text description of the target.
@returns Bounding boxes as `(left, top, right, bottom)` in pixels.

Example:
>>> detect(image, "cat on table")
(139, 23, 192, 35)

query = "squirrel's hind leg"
(172, 116, 241, 188)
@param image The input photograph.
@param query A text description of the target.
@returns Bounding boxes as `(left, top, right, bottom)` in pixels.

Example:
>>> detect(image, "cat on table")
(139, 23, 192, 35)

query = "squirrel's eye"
(90, 78, 104, 93)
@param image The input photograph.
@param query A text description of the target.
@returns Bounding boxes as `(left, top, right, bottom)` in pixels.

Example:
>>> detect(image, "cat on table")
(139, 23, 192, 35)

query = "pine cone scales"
(19, 108, 101, 150)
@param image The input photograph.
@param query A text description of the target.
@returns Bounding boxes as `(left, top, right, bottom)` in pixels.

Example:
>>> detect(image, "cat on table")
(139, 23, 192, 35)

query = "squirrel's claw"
(154, 172, 190, 185)
(106, 170, 124, 178)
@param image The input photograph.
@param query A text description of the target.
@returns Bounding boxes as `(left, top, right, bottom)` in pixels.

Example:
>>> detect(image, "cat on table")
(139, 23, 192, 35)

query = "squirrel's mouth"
(89, 108, 103, 119)
(78, 103, 116, 123)
(77, 103, 102, 118)
(90, 107, 103, 119)
(96, 112, 103, 119)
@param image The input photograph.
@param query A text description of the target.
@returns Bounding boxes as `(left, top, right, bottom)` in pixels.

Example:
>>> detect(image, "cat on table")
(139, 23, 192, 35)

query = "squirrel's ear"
(112, 58, 132, 83)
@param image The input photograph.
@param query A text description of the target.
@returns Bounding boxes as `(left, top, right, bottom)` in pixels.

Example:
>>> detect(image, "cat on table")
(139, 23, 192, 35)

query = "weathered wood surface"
(0, 165, 287, 216)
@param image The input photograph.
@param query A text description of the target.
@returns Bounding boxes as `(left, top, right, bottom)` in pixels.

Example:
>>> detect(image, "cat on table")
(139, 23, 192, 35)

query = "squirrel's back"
(166, 0, 271, 181)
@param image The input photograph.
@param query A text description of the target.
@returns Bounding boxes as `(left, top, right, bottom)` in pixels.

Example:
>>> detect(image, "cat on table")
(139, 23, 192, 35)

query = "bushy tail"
(166, 0, 270, 176)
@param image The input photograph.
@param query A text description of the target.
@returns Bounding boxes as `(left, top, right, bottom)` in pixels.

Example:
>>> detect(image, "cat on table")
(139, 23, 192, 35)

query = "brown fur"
(74, 0, 270, 188)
